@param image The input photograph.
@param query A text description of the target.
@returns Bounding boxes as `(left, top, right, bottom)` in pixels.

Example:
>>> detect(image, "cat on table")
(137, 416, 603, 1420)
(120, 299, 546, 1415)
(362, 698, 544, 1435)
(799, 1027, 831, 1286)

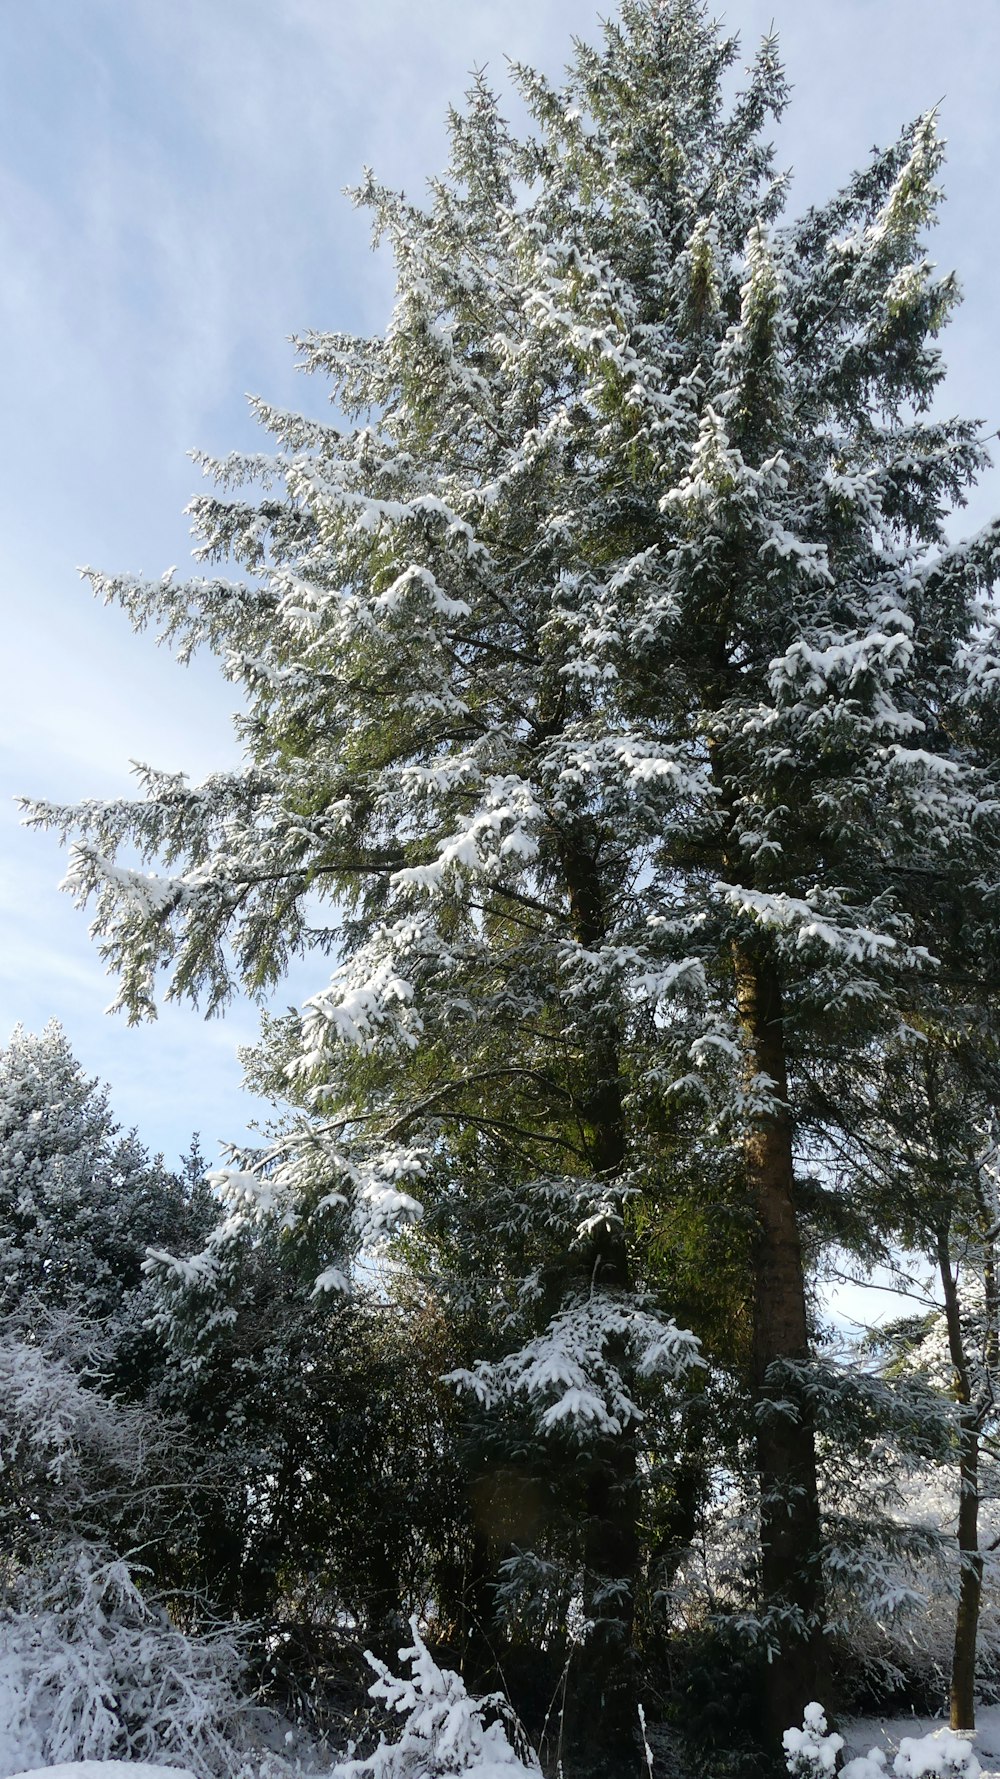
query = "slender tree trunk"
(571, 1086, 641, 1779)
(576, 1362, 641, 1779)
(562, 837, 642, 1779)
(936, 1224, 982, 1732)
(452, 1524, 502, 1691)
(951, 1419, 982, 1734)
(732, 937, 826, 1745)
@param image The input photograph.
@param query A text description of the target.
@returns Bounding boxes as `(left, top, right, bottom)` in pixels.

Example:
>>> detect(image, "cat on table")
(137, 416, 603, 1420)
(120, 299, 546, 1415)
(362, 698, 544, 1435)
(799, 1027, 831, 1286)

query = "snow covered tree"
(0, 1022, 211, 1344)
(827, 1045, 1000, 1730)
(24, 0, 1000, 1764)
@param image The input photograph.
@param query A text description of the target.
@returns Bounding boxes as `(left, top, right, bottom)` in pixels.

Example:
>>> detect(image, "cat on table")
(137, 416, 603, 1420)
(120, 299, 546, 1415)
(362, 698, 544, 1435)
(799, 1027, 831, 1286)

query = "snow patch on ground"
(846, 1713, 1000, 1779)
(5, 1767, 197, 1779)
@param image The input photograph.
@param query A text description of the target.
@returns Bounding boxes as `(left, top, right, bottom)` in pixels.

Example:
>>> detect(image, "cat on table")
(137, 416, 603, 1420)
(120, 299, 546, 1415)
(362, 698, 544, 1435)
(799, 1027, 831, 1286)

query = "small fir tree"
(0, 1022, 211, 1336)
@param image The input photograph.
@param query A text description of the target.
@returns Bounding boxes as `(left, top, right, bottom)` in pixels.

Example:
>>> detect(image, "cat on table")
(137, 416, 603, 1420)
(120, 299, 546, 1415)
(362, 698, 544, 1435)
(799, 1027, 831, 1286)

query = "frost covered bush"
(891, 1735, 981, 1779)
(0, 1309, 209, 1582)
(333, 1619, 540, 1779)
(823, 1447, 1000, 1709)
(0, 1324, 269, 1779)
(783, 1704, 845, 1778)
(784, 1704, 980, 1779)
(0, 1544, 261, 1779)
(0, 1319, 151, 1528)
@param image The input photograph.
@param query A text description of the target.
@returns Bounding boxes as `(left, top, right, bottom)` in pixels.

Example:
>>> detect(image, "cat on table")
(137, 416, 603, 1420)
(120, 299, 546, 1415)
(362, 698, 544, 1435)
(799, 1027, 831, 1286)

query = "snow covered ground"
(5, 1767, 197, 1779)
(845, 1712, 1000, 1778)
(4, 1714, 1000, 1779)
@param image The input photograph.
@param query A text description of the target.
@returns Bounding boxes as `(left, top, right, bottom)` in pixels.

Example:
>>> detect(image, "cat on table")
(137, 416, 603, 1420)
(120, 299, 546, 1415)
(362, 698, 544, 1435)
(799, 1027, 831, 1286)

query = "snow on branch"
(333, 1618, 539, 1779)
(391, 777, 543, 894)
(720, 883, 905, 965)
(448, 1294, 702, 1440)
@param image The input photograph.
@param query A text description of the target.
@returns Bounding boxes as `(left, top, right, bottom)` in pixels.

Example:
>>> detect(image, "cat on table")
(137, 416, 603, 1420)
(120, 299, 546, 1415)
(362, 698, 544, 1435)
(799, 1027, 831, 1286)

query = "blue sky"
(2, 0, 998, 1170)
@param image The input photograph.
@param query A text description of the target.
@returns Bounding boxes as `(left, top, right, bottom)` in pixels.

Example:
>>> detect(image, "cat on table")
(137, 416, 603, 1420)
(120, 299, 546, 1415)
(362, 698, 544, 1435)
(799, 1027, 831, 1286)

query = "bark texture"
(733, 938, 826, 1745)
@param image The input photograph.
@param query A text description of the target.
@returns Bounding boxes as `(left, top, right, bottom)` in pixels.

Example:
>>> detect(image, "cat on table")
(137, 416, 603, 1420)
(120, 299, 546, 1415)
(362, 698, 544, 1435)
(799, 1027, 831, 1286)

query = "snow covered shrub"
(891, 1733, 981, 1779)
(333, 1619, 540, 1779)
(0, 1323, 272, 1778)
(783, 1704, 844, 1778)
(0, 1544, 261, 1779)
(0, 1309, 208, 1581)
(784, 1705, 980, 1779)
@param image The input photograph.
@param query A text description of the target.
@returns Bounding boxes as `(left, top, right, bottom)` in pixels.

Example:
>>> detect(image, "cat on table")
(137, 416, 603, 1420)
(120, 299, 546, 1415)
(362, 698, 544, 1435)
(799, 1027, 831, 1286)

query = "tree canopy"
(22, 1, 1000, 1771)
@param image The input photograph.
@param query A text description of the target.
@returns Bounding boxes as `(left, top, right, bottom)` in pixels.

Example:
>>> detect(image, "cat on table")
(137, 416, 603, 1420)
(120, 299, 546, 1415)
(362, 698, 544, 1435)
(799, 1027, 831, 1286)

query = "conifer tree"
(25, 0, 1000, 1764)
(0, 1023, 210, 1337)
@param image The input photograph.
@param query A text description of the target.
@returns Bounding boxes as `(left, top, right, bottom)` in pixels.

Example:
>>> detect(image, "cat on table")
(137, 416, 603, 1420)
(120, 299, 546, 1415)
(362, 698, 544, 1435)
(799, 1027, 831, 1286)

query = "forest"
(5, 3, 1000, 1777)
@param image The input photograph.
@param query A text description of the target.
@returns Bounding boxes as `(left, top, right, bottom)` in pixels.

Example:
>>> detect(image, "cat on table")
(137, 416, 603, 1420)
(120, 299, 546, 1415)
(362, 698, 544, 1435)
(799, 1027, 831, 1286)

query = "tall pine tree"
(25, 1, 1000, 1764)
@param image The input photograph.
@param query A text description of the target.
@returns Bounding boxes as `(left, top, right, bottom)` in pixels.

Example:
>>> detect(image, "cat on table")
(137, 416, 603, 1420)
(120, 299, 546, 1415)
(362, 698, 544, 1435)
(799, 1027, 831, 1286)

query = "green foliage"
(148, 1223, 473, 1654)
(17, 0, 1000, 1766)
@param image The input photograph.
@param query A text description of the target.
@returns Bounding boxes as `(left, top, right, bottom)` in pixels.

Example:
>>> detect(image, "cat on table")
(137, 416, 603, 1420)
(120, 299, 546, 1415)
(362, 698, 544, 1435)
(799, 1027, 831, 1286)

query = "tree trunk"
(732, 937, 826, 1745)
(936, 1224, 982, 1732)
(574, 1407, 641, 1779)
(951, 1417, 982, 1733)
(562, 837, 642, 1779)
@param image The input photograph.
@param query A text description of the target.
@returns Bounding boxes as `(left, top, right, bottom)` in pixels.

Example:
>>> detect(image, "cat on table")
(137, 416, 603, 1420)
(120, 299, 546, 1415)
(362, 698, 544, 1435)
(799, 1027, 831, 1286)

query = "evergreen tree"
(0, 1022, 211, 1340)
(145, 1211, 472, 1669)
(25, 0, 1000, 1764)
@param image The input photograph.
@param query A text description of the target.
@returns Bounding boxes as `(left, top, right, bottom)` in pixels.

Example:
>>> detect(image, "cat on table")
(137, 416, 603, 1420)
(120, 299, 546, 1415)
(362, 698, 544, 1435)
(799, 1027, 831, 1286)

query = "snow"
(844, 1715, 1000, 1779)
(790, 1706, 994, 1779)
(448, 1292, 703, 1438)
(299, 955, 423, 1056)
(719, 883, 898, 963)
(373, 563, 471, 620)
(331, 1620, 540, 1779)
(5, 1767, 196, 1779)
